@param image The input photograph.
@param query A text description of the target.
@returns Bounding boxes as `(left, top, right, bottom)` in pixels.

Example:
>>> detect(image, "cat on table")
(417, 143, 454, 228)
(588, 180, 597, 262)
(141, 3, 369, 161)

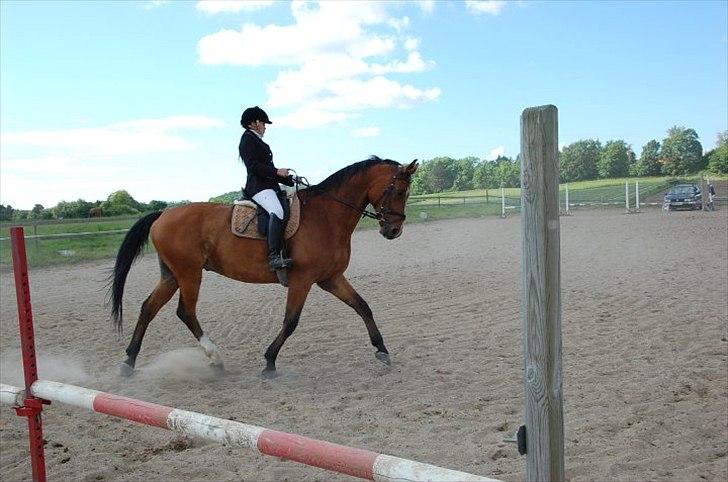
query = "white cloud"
(0, 156, 128, 208)
(1, 116, 224, 157)
(144, 0, 170, 10)
(198, 3, 385, 67)
(416, 1, 436, 14)
(404, 37, 419, 51)
(352, 127, 381, 138)
(487, 145, 506, 160)
(197, 1, 439, 129)
(370, 51, 433, 74)
(388, 16, 411, 32)
(196, 0, 274, 14)
(0, 116, 227, 208)
(465, 1, 507, 16)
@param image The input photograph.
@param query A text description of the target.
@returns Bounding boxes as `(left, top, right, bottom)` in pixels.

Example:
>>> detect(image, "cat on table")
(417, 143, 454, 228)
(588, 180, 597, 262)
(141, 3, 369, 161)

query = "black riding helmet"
(240, 106, 272, 127)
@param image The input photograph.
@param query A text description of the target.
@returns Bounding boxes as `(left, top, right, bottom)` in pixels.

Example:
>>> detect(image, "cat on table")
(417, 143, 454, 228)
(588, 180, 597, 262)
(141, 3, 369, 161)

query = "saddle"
(231, 192, 301, 240)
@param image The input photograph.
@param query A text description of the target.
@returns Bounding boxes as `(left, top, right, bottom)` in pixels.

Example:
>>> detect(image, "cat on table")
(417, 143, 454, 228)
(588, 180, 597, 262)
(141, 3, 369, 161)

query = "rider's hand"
(277, 168, 290, 177)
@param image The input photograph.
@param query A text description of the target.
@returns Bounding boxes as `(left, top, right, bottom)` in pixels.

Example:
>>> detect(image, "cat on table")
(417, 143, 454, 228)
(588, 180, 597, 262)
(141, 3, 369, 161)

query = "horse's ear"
(404, 159, 418, 175)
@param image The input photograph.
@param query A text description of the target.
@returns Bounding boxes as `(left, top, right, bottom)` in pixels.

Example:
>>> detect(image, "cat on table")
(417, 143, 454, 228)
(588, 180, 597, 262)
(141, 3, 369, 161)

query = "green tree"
(598, 140, 631, 178)
(146, 200, 169, 211)
(29, 204, 45, 219)
(12, 210, 30, 221)
(429, 157, 457, 192)
(103, 204, 140, 216)
(661, 126, 704, 175)
(105, 190, 142, 209)
(627, 146, 636, 173)
(473, 161, 496, 189)
(493, 156, 520, 187)
(53, 199, 94, 218)
(559, 140, 601, 182)
(708, 131, 728, 174)
(102, 190, 141, 216)
(0, 205, 14, 221)
(452, 157, 477, 191)
(631, 140, 662, 176)
(167, 200, 191, 209)
(410, 160, 433, 194)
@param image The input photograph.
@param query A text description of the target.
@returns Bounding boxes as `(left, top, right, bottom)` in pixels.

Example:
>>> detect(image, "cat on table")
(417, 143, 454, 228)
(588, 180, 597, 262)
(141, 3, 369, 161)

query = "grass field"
(1, 175, 722, 270)
(0, 217, 146, 270)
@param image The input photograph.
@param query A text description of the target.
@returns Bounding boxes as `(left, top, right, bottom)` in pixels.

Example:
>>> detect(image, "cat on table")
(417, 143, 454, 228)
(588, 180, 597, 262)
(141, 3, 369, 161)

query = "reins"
(292, 171, 409, 222)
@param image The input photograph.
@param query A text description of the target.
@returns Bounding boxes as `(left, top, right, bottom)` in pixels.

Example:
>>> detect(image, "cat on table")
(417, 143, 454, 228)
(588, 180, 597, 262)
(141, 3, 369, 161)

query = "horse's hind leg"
(318, 275, 390, 366)
(121, 273, 178, 376)
(175, 271, 225, 373)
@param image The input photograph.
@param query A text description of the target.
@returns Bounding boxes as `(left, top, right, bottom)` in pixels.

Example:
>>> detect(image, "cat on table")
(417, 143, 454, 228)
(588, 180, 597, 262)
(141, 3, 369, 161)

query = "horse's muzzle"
(380, 224, 402, 239)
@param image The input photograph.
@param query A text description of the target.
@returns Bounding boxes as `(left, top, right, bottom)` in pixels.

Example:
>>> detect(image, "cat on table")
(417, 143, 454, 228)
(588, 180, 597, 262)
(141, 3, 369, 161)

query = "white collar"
(246, 128, 264, 140)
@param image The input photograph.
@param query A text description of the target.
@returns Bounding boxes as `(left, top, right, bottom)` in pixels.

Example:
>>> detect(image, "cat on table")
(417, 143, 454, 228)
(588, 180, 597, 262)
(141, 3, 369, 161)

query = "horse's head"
(369, 159, 419, 239)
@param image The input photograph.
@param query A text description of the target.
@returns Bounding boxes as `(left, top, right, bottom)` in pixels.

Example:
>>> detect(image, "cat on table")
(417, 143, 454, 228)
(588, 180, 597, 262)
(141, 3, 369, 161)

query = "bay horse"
(109, 157, 418, 378)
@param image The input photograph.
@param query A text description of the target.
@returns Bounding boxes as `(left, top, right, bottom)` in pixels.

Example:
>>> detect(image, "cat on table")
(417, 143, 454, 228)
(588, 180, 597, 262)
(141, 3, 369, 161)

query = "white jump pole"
(520, 105, 565, 482)
(565, 184, 570, 215)
(635, 180, 640, 213)
(1, 384, 25, 406)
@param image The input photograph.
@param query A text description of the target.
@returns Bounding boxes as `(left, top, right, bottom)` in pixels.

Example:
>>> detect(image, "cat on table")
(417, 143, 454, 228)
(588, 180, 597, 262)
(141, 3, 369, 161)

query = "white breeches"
(252, 189, 284, 219)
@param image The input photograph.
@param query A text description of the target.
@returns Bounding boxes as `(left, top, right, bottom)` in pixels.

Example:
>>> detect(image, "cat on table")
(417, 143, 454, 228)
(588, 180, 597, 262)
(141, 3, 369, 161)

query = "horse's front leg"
(262, 281, 312, 379)
(318, 274, 390, 366)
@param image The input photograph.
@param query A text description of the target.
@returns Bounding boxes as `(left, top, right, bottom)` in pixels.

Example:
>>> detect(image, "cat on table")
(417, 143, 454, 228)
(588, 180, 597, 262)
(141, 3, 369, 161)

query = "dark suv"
(663, 184, 703, 211)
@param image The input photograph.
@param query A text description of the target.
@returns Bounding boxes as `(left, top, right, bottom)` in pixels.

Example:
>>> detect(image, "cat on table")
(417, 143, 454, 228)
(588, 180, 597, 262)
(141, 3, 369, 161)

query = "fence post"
(520, 105, 565, 482)
(565, 183, 570, 215)
(635, 180, 640, 213)
(625, 181, 630, 213)
(500, 186, 506, 218)
(33, 221, 39, 250)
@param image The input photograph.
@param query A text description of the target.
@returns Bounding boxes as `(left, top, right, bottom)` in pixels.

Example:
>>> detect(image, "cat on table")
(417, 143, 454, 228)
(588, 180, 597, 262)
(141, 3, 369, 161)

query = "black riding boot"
(268, 214, 293, 272)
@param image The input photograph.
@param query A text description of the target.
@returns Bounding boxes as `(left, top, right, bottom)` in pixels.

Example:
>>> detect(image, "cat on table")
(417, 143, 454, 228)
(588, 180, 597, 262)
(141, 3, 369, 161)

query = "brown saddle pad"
(231, 193, 301, 240)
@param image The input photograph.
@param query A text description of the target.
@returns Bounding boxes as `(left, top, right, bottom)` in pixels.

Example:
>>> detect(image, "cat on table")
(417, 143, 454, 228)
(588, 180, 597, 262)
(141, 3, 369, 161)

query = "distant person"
(238, 106, 295, 275)
(708, 182, 716, 211)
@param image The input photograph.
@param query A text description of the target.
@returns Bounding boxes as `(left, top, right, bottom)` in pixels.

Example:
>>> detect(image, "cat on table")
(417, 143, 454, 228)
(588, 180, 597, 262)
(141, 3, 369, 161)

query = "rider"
(239, 106, 295, 275)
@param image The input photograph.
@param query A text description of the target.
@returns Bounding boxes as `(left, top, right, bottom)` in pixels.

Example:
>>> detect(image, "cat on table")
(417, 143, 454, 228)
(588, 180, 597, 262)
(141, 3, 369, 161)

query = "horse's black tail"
(109, 211, 164, 334)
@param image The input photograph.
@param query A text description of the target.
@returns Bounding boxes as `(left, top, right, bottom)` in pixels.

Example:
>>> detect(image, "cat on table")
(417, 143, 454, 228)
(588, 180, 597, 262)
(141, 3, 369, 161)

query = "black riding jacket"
(239, 129, 294, 197)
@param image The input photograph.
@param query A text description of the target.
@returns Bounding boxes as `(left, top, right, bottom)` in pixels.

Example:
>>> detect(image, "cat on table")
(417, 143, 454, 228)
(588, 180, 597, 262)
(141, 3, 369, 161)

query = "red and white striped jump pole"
(4, 226, 499, 482)
(1, 380, 497, 482)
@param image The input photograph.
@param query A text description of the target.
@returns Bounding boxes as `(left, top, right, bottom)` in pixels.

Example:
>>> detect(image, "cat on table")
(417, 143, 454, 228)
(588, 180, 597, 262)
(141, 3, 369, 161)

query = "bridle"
(370, 173, 410, 223)
(293, 171, 410, 224)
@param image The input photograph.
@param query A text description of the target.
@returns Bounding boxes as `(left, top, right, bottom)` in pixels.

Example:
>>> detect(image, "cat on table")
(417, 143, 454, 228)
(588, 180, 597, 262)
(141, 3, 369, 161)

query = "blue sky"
(1, 0, 726, 209)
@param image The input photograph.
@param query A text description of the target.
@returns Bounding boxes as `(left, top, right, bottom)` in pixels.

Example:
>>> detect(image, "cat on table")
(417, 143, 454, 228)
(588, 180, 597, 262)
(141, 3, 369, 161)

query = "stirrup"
(269, 254, 293, 271)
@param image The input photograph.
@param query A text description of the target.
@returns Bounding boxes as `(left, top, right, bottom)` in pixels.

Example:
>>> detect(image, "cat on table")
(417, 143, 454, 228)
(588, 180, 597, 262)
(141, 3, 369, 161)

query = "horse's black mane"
(307, 156, 399, 195)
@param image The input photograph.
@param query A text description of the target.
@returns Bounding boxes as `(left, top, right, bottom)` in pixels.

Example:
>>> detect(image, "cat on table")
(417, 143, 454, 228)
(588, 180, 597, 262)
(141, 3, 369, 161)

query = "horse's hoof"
(261, 368, 278, 379)
(211, 363, 226, 377)
(375, 351, 391, 366)
(119, 362, 135, 377)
